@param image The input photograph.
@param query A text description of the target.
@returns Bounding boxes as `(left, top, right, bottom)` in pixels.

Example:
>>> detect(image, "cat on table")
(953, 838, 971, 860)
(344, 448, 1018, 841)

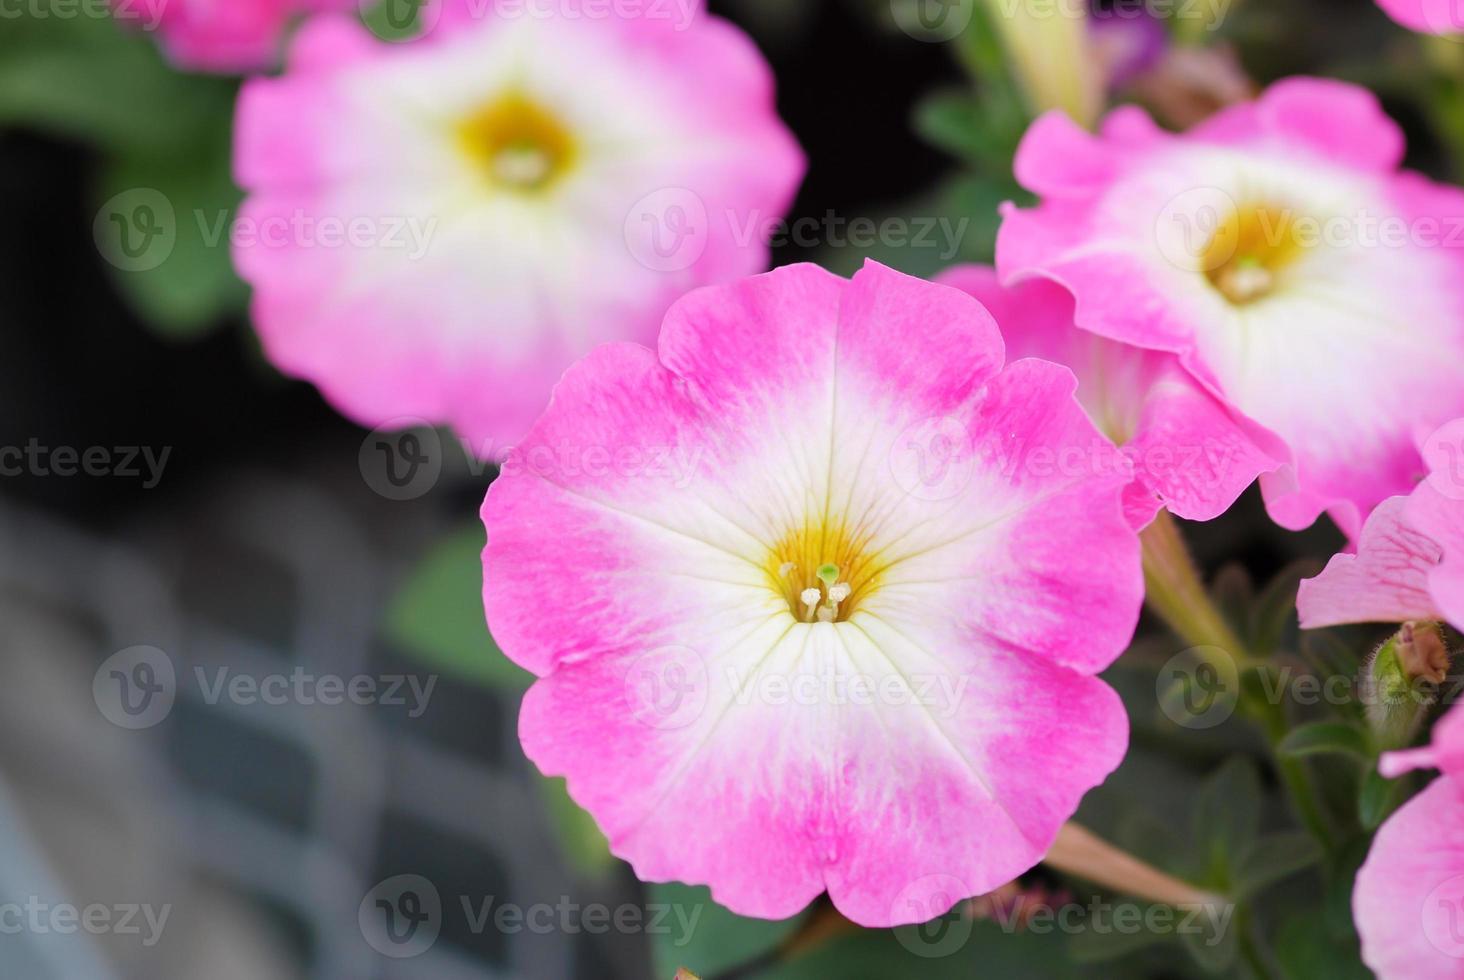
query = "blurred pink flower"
(1376, 0, 1464, 34)
(1355, 702, 1464, 978)
(114, 0, 352, 73)
(939, 265, 1279, 529)
(233, 0, 802, 455)
(1299, 418, 1464, 630)
(998, 78, 1464, 538)
(480, 261, 1141, 926)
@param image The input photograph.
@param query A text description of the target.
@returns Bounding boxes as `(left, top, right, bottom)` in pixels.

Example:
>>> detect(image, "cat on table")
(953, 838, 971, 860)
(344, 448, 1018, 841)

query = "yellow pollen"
(1201, 203, 1307, 305)
(766, 521, 884, 623)
(456, 91, 577, 193)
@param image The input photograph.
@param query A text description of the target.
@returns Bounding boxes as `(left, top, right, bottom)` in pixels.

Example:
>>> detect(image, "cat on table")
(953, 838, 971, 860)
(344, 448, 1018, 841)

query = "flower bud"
(1363, 622, 1451, 747)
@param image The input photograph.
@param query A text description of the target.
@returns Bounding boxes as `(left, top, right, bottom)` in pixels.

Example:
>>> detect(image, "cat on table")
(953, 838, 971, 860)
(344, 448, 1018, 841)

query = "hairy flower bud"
(1363, 622, 1451, 747)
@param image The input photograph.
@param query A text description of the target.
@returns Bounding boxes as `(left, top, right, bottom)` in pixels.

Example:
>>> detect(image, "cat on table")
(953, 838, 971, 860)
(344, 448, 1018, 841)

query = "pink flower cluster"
(127, 0, 1464, 952)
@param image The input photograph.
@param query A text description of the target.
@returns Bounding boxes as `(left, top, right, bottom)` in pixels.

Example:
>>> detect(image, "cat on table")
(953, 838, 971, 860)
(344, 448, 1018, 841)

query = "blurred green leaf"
(1066, 910, 1171, 964)
(0, 12, 235, 156)
(1182, 920, 1239, 975)
(647, 883, 806, 979)
(1358, 769, 1409, 830)
(1233, 833, 1322, 899)
(384, 526, 531, 690)
(1275, 913, 1370, 980)
(539, 777, 614, 879)
(1251, 561, 1320, 656)
(97, 136, 247, 335)
(1193, 757, 1262, 884)
(1278, 723, 1369, 761)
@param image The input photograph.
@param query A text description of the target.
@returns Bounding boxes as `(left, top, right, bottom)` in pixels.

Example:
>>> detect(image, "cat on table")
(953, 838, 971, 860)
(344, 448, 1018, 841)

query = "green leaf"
(1358, 769, 1409, 830)
(1233, 832, 1322, 899)
(538, 777, 613, 879)
(1182, 919, 1239, 975)
(0, 12, 235, 156)
(1275, 913, 1370, 980)
(1277, 722, 1369, 760)
(96, 134, 247, 336)
(1251, 560, 1321, 656)
(384, 526, 531, 690)
(1065, 910, 1170, 963)
(1192, 757, 1262, 883)
(647, 882, 806, 979)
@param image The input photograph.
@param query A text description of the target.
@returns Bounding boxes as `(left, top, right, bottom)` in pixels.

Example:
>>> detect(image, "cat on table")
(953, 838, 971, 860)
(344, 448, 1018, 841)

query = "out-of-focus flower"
(1298, 419, 1464, 630)
(1087, 2, 1167, 90)
(983, 0, 1104, 128)
(939, 265, 1279, 529)
(480, 261, 1141, 926)
(1124, 44, 1256, 130)
(998, 78, 1464, 537)
(1355, 702, 1464, 978)
(233, 0, 803, 456)
(112, 0, 353, 73)
(1376, 0, 1464, 35)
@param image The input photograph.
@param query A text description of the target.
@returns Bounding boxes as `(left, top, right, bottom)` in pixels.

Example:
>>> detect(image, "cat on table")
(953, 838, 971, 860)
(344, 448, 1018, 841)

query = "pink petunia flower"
(1355, 703, 1464, 978)
(1375, 0, 1464, 35)
(480, 261, 1143, 925)
(1298, 418, 1464, 630)
(938, 265, 1279, 529)
(998, 78, 1464, 538)
(233, 0, 803, 456)
(112, 0, 354, 73)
